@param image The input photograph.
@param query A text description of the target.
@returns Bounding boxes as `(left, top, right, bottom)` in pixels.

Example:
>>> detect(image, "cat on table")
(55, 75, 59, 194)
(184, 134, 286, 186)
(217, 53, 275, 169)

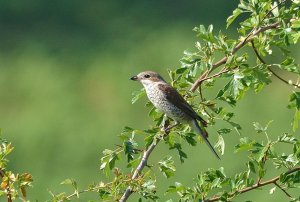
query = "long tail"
(190, 120, 221, 160)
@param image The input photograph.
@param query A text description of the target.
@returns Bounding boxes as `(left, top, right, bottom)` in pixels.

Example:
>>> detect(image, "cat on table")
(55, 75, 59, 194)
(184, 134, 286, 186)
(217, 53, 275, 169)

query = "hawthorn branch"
(119, 141, 157, 202)
(119, 127, 170, 202)
(190, 22, 280, 92)
(207, 166, 300, 202)
(251, 40, 300, 88)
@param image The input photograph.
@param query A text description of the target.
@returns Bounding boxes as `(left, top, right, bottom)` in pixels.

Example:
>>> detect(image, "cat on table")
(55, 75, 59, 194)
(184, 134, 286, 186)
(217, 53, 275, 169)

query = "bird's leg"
(163, 121, 180, 133)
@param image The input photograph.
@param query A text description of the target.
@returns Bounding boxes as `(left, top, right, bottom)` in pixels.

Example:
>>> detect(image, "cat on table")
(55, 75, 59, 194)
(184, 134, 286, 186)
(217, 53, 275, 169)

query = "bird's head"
(130, 71, 165, 86)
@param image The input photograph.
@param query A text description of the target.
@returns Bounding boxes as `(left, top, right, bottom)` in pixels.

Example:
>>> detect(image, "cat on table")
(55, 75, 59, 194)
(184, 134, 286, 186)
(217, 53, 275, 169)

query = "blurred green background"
(0, 1, 299, 201)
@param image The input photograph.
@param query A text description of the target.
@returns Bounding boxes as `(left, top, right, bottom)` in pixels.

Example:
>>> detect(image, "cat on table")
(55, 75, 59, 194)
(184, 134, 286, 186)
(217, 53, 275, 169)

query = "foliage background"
(0, 0, 298, 201)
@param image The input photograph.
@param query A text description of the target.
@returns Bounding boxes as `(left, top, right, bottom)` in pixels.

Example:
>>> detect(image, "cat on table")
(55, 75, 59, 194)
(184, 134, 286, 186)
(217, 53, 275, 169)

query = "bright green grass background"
(0, 1, 299, 201)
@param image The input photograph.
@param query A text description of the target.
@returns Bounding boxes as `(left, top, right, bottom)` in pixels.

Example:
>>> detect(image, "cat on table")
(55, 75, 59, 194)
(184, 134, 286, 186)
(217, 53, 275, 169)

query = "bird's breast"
(144, 83, 189, 123)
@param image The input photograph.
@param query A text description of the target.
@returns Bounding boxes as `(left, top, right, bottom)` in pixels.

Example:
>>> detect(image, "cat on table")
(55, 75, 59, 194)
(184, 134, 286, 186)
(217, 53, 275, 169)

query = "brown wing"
(158, 84, 207, 126)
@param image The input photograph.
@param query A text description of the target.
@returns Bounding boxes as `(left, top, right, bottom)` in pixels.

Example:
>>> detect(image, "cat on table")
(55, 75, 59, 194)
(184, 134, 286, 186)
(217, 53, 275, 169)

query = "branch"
(62, 181, 114, 202)
(207, 166, 300, 202)
(119, 127, 170, 202)
(251, 40, 300, 88)
(0, 169, 12, 202)
(119, 141, 158, 202)
(190, 22, 280, 92)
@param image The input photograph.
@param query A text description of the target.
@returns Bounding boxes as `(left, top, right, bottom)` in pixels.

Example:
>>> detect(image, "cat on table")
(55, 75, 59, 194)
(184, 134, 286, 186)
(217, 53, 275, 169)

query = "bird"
(130, 71, 220, 160)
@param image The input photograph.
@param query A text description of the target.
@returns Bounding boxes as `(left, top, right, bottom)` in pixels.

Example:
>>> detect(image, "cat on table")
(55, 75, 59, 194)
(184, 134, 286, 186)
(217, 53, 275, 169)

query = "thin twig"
(261, 0, 287, 22)
(198, 69, 231, 84)
(207, 166, 300, 202)
(274, 181, 293, 199)
(251, 40, 300, 88)
(190, 22, 280, 92)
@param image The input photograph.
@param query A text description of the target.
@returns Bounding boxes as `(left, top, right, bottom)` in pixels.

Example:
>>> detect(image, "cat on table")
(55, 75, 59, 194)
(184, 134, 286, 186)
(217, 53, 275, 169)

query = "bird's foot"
(162, 122, 179, 134)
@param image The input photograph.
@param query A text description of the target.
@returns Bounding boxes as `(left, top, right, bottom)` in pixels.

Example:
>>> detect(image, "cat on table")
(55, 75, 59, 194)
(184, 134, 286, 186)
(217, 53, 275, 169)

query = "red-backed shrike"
(130, 71, 220, 160)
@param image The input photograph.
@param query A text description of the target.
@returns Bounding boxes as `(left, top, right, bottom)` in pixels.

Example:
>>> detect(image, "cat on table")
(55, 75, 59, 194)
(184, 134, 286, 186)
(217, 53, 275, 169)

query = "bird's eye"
(144, 74, 151, 78)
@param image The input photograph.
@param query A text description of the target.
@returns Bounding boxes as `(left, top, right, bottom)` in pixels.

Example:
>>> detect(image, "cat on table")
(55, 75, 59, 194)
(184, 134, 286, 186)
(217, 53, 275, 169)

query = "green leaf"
(100, 149, 120, 172)
(61, 178, 78, 191)
(217, 128, 232, 135)
(247, 161, 256, 174)
(215, 135, 225, 155)
(231, 72, 246, 99)
(277, 134, 298, 144)
(99, 190, 111, 199)
(291, 18, 300, 28)
(142, 180, 156, 191)
(170, 143, 187, 163)
(183, 132, 197, 146)
(127, 157, 140, 168)
(132, 88, 146, 104)
(276, 57, 300, 74)
(253, 121, 273, 134)
(175, 67, 188, 74)
(227, 8, 243, 28)
(292, 109, 300, 131)
(234, 137, 255, 153)
(124, 139, 138, 162)
(288, 92, 300, 110)
(158, 156, 176, 178)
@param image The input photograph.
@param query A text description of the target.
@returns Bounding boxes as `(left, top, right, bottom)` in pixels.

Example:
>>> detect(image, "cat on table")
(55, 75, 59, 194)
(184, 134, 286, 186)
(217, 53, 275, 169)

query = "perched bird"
(130, 71, 220, 160)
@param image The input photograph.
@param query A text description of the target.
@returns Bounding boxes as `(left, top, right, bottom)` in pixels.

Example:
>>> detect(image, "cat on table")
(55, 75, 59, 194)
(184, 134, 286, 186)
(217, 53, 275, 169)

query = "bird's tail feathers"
(190, 120, 221, 160)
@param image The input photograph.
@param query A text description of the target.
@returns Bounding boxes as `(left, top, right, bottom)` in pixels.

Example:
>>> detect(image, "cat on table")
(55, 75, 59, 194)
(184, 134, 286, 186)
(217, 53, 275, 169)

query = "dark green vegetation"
(0, 0, 299, 201)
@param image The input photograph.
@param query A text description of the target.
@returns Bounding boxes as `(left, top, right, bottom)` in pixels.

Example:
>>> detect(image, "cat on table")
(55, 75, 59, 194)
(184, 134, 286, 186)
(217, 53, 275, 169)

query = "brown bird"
(130, 71, 220, 160)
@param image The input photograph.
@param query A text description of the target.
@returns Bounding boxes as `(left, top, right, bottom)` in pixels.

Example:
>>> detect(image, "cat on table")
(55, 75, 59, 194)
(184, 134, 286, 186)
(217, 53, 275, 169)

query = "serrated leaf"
(253, 121, 273, 134)
(124, 139, 138, 162)
(183, 133, 197, 146)
(170, 143, 187, 163)
(158, 156, 176, 178)
(278, 134, 298, 144)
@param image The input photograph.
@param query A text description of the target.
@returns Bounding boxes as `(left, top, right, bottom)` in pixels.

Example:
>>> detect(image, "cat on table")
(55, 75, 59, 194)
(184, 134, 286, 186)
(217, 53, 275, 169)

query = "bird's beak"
(130, 75, 138, 81)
